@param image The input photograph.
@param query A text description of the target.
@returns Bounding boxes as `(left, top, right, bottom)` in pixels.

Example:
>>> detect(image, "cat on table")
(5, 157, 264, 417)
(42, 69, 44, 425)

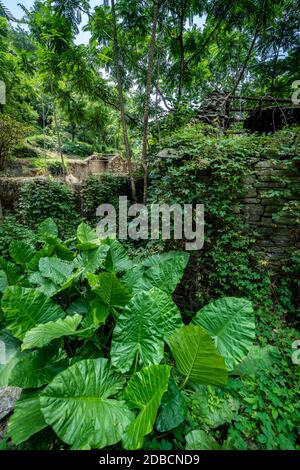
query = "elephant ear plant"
(0, 220, 256, 450)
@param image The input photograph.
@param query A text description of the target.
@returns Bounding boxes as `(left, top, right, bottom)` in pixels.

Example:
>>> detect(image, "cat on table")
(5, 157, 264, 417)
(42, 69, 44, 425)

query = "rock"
(65, 174, 80, 185)
(0, 387, 22, 421)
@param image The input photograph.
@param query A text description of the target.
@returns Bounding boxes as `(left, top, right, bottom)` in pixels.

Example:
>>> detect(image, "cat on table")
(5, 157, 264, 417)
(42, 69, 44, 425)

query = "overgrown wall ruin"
(0, 157, 299, 270)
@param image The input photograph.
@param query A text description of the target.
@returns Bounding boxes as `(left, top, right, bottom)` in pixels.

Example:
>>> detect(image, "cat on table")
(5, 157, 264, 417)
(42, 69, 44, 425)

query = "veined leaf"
(110, 291, 165, 373)
(193, 297, 255, 370)
(87, 272, 132, 310)
(168, 325, 228, 387)
(185, 430, 221, 450)
(1, 286, 66, 340)
(122, 365, 171, 450)
(22, 314, 83, 351)
(8, 390, 47, 445)
(37, 218, 58, 241)
(145, 253, 188, 294)
(75, 245, 109, 274)
(77, 223, 101, 250)
(0, 256, 23, 285)
(40, 359, 134, 449)
(142, 251, 189, 269)
(9, 240, 36, 267)
(105, 238, 133, 272)
(149, 288, 183, 339)
(156, 379, 187, 432)
(0, 330, 21, 387)
(29, 272, 58, 297)
(232, 345, 278, 377)
(39, 257, 74, 285)
(9, 346, 68, 389)
(122, 252, 189, 295)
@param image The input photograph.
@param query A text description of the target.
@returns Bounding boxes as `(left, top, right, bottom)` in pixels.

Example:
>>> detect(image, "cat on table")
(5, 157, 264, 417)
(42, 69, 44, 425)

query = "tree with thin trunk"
(142, 0, 161, 204)
(50, 82, 66, 176)
(111, 0, 137, 202)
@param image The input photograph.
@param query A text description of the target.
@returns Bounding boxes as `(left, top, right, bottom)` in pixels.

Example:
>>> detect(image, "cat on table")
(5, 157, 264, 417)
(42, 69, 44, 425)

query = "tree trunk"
(111, 0, 137, 203)
(50, 82, 66, 176)
(141, 0, 160, 204)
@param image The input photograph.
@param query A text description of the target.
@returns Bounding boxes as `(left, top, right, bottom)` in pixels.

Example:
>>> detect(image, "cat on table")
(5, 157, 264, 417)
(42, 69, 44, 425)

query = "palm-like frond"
(0, 1, 14, 20)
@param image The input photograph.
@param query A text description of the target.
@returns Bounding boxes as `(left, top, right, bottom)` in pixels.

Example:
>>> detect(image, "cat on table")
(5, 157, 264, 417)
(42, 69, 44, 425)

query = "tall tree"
(111, 0, 137, 202)
(141, 0, 161, 203)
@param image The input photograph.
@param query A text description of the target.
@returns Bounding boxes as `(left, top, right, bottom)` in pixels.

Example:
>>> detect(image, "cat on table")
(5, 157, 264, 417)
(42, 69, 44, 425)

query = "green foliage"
(0, 216, 38, 258)
(11, 144, 39, 159)
(0, 115, 25, 170)
(18, 180, 79, 237)
(193, 297, 255, 370)
(61, 141, 93, 157)
(0, 221, 261, 450)
(80, 175, 127, 223)
(47, 161, 65, 176)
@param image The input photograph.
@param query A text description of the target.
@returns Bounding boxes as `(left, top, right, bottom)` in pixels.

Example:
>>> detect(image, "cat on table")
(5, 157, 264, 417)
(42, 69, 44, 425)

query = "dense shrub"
(0, 115, 25, 170)
(0, 216, 38, 257)
(18, 180, 79, 237)
(47, 161, 65, 176)
(28, 134, 57, 151)
(80, 174, 128, 223)
(11, 144, 39, 159)
(61, 141, 93, 157)
(0, 220, 263, 451)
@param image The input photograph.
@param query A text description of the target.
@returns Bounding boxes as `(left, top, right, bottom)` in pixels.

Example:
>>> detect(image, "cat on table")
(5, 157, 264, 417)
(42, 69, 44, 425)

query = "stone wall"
(239, 158, 300, 269)
(0, 177, 47, 211)
(67, 154, 128, 181)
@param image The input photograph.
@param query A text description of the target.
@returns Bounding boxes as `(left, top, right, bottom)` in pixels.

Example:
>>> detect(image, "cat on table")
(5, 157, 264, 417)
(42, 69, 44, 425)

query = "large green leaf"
(37, 218, 58, 241)
(87, 272, 132, 310)
(193, 297, 255, 370)
(110, 291, 165, 373)
(77, 223, 101, 250)
(122, 365, 171, 450)
(122, 252, 189, 295)
(9, 346, 68, 389)
(40, 359, 134, 449)
(149, 288, 183, 339)
(9, 240, 36, 267)
(1, 286, 65, 340)
(0, 330, 21, 387)
(8, 391, 47, 445)
(232, 345, 278, 377)
(105, 238, 133, 272)
(28, 272, 58, 297)
(22, 314, 83, 351)
(185, 430, 221, 450)
(168, 325, 228, 387)
(39, 257, 74, 285)
(0, 256, 23, 285)
(156, 379, 187, 432)
(145, 254, 188, 294)
(75, 245, 109, 274)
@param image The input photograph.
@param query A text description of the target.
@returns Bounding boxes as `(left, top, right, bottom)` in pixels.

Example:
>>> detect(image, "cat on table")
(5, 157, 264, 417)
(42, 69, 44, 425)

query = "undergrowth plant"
(0, 219, 262, 450)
